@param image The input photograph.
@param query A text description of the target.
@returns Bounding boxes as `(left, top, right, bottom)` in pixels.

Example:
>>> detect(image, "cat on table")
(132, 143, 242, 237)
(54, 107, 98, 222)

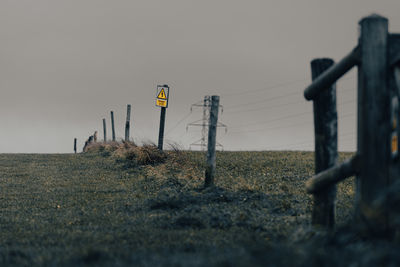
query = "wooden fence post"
(311, 58, 338, 228)
(74, 138, 77, 154)
(205, 95, 220, 187)
(103, 118, 107, 143)
(390, 66, 400, 231)
(357, 15, 389, 229)
(125, 104, 131, 142)
(111, 111, 116, 142)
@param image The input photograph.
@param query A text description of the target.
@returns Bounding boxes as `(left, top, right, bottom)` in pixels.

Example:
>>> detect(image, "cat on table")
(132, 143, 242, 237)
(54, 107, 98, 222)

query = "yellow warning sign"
(392, 133, 398, 155)
(156, 99, 167, 108)
(156, 85, 169, 108)
(157, 88, 167, 99)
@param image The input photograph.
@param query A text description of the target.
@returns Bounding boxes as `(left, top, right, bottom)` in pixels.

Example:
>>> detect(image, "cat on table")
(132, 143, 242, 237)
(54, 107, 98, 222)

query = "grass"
(0, 150, 398, 266)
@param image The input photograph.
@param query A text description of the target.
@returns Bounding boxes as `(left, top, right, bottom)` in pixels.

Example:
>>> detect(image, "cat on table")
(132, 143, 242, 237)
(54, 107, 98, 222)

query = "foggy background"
(1, 0, 400, 153)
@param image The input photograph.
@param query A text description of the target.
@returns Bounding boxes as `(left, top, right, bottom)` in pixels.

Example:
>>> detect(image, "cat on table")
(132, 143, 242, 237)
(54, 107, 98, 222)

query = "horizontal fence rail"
(306, 156, 359, 194)
(304, 46, 360, 101)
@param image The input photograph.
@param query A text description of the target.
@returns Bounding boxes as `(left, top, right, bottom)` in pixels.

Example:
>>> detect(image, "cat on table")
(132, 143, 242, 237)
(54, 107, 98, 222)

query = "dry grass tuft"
(84, 141, 167, 166)
(133, 144, 167, 165)
(110, 141, 137, 159)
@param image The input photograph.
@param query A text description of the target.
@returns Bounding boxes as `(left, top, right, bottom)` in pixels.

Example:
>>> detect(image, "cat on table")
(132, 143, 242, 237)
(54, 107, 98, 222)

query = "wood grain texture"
(310, 58, 338, 228)
(357, 14, 389, 229)
(205, 95, 220, 187)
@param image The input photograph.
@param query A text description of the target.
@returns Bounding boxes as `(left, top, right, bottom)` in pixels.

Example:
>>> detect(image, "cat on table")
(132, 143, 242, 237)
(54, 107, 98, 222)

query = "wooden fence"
(304, 14, 400, 231)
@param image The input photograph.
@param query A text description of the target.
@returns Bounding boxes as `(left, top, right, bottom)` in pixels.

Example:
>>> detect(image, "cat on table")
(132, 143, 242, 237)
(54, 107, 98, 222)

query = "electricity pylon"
(187, 95, 227, 150)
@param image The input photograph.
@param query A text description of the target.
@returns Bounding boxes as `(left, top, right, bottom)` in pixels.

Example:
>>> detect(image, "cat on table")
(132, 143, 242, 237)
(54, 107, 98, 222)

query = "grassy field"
(0, 149, 398, 266)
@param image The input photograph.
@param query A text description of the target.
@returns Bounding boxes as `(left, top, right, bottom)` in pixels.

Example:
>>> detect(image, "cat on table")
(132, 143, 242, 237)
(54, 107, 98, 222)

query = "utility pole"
(187, 95, 227, 150)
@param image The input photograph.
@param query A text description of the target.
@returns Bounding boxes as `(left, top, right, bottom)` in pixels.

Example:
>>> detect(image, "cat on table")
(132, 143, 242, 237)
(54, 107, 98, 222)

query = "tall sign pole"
(156, 85, 169, 150)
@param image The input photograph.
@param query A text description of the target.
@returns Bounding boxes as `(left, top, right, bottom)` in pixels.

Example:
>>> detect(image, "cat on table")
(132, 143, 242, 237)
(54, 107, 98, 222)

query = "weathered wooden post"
(74, 138, 77, 154)
(389, 65, 400, 184)
(125, 104, 131, 142)
(394, 66, 400, 164)
(310, 58, 338, 228)
(111, 111, 116, 142)
(103, 118, 107, 142)
(357, 14, 390, 229)
(205, 95, 220, 187)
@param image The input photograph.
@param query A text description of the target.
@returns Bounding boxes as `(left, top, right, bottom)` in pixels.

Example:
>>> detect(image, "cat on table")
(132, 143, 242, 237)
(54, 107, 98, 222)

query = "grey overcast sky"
(1, 0, 400, 153)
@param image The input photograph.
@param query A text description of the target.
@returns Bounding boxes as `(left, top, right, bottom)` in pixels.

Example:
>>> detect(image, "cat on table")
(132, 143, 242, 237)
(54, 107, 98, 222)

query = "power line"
(230, 110, 312, 129)
(165, 111, 192, 136)
(221, 75, 357, 99)
(221, 78, 308, 98)
(224, 95, 356, 115)
(229, 120, 312, 134)
(187, 96, 227, 150)
(265, 131, 356, 150)
(224, 90, 301, 109)
(224, 85, 356, 110)
(167, 77, 357, 148)
(224, 99, 307, 114)
(229, 113, 356, 134)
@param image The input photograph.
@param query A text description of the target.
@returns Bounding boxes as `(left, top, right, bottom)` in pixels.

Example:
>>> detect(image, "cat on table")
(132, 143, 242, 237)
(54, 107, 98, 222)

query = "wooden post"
(125, 104, 131, 142)
(103, 118, 107, 142)
(388, 67, 400, 231)
(158, 107, 166, 150)
(357, 15, 390, 229)
(74, 138, 77, 154)
(393, 67, 400, 164)
(205, 95, 220, 187)
(111, 111, 116, 142)
(390, 66, 400, 231)
(311, 58, 338, 228)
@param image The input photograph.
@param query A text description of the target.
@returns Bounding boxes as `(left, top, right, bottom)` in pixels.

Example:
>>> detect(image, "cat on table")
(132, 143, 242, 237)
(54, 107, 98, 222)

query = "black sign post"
(156, 85, 169, 150)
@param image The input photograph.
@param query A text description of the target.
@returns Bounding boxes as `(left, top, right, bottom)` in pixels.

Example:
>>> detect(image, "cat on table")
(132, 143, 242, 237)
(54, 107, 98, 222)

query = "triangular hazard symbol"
(157, 88, 167, 99)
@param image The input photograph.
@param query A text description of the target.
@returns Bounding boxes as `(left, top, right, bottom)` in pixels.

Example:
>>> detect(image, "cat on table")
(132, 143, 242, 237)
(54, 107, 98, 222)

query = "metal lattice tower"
(187, 95, 227, 150)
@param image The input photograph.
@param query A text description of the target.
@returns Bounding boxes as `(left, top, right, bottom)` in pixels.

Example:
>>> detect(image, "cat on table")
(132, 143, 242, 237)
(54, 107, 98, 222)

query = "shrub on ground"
(84, 141, 167, 166)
